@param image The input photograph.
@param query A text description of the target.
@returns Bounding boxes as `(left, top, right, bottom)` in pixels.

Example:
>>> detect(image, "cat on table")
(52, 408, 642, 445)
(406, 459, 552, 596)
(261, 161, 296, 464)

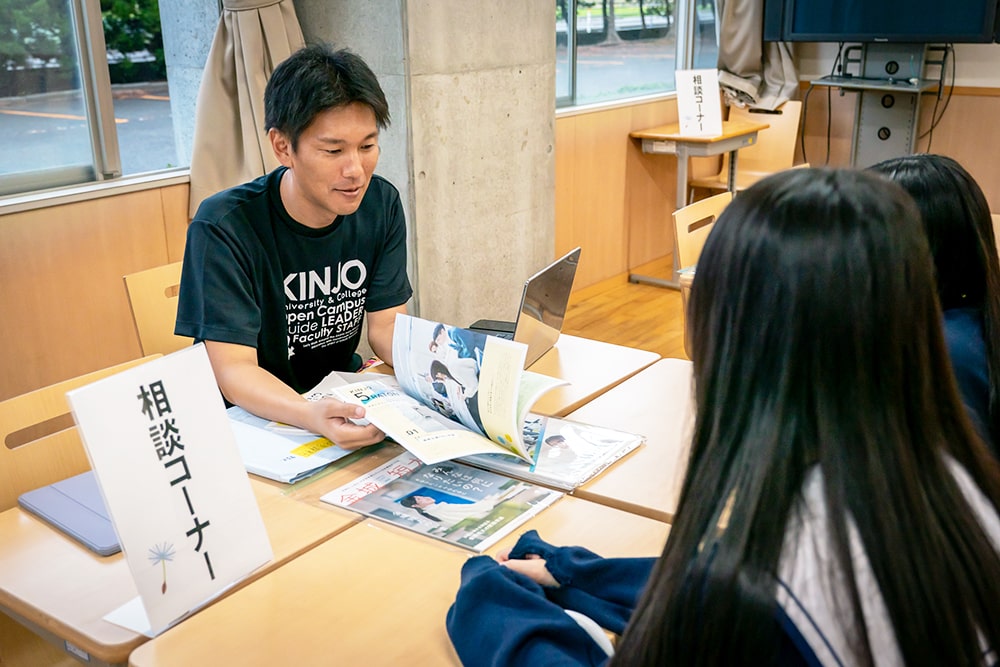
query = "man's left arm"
(367, 304, 408, 367)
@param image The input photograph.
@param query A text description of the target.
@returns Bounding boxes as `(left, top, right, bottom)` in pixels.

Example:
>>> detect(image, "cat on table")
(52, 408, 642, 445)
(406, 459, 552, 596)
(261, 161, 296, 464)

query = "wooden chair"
(0, 356, 161, 512)
(123, 261, 193, 356)
(674, 192, 732, 358)
(688, 100, 805, 199)
(674, 191, 732, 271)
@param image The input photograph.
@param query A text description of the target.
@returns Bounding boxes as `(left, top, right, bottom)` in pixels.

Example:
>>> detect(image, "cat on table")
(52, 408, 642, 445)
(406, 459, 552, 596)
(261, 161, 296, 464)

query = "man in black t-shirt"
(176, 45, 412, 450)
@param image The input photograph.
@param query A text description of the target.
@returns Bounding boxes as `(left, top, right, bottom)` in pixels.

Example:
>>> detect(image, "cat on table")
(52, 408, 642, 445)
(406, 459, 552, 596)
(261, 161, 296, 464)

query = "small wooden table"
(629, 119, 769, 288)
(0, 478, 360, 666)
(128, 495, 670, 666)
(568, 358, 695, 523)
(528, 334, 660, 417)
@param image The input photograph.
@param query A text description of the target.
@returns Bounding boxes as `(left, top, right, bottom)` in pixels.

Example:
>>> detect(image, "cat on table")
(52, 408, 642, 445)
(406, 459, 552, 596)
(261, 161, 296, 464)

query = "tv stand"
(810, 43, 940, 167)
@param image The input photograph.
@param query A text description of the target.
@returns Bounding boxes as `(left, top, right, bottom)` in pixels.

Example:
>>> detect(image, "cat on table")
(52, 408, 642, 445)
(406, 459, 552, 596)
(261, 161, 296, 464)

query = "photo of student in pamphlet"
(428, 359, 484, 432)
(329, 314, 567, 465)
(320, 454, 561, 552)
(398, 482, 521, 524)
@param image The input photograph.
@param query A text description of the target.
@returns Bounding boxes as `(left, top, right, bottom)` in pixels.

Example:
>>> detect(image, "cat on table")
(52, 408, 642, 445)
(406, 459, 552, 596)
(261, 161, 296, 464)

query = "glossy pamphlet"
(461, 414, 644, 491)
(322, 314, 567, 465)
(320, 451, 562, 552)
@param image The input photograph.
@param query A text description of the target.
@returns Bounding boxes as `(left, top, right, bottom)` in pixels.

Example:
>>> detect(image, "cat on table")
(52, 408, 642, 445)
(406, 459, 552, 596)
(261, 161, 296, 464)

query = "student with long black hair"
(446, 168, 1000, 665)
(870, 154, 1000, 457)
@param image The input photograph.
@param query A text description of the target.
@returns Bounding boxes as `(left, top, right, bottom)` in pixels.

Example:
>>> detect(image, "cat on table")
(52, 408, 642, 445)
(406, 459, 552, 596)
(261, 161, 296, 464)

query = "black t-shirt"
(176, 167, 412, 392)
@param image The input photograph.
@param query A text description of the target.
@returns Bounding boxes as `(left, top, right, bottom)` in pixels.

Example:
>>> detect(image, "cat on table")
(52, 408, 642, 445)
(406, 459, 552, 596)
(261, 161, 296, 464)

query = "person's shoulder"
(943, 306, 983, 330)
(367, 174, 402, 201)
(943, 307, 986, 357)
(192, 170, 279, 227)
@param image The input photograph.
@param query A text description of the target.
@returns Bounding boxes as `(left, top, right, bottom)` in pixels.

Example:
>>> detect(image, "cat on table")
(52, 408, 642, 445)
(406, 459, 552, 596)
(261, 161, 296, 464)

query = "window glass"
(556, 1, 573, 101)
(102, 0, 179, 174)
(0, 0, 94, 178)
(692, 0, 720, 69)
(557, 1, 723, 109)
(559, 0, 679, 108)
(0, 0, 183, 197)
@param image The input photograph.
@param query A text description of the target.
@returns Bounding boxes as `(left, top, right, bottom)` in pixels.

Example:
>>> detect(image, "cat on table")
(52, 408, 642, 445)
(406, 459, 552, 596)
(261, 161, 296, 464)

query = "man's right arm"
(204, 340, 385, 450)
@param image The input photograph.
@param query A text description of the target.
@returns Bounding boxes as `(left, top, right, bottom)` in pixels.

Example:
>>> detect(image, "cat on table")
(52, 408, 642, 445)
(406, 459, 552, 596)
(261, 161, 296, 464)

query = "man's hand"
(302, 397, 385, 450)
(204, 340, 384, 450)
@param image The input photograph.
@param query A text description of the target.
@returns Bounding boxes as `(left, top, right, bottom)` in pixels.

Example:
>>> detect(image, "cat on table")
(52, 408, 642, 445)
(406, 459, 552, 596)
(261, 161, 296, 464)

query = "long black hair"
(613, 168, 1000, 665)
(870, 154, 1000, 450)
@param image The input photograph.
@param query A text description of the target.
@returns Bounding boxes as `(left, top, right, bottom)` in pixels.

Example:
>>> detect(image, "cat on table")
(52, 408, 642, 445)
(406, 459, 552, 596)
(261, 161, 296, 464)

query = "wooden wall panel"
(160, 183, 191, 261)
(567, 107, 632, 288)
(0, 185, 190, 400)
(799, 86, 1000, 211)
(554, 117, 578, 276)
(555, 97, 684, 290)
(912, 93, 1000, 212)
(798, 86, 856, 168)
(625, 100, 678, 270)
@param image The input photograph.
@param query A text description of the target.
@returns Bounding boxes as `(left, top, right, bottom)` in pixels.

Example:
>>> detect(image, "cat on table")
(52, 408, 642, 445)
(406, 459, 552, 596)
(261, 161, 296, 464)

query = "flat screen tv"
(763, 0, 1000, 43)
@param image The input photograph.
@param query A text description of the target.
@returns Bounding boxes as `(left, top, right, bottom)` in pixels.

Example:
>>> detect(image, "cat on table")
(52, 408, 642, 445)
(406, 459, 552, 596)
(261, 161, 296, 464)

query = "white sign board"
(675, 68, 723, 136)
(67, 344, 272, 635)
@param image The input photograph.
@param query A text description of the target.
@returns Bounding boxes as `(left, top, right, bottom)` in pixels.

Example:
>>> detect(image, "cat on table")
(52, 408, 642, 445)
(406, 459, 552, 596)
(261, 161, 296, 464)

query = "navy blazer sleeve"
(509, 530, 656, 635)
(447, 555, 611, 667)
(447, 531, 657, 666)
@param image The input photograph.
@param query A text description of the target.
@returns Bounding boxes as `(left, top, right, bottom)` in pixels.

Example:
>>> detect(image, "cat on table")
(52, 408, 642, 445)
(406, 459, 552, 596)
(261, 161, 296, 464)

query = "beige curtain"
(187, 0, 305, 217)
(716, 0, 797, 110)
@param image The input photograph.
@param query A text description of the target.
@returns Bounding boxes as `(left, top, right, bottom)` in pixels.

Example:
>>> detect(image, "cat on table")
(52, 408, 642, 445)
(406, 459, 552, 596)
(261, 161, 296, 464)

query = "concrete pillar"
(158, 0, 219, 169)
(293, 0, 415, 308)
(295, 0, 556, 326)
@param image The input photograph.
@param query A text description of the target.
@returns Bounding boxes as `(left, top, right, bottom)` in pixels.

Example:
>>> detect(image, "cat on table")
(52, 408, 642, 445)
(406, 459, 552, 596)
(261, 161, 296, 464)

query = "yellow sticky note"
(291, 437, 335, 457)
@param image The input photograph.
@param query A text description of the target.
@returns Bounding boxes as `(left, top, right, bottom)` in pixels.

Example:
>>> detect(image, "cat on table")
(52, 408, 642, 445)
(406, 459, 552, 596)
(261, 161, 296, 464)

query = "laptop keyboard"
(493, 331, 514, 340)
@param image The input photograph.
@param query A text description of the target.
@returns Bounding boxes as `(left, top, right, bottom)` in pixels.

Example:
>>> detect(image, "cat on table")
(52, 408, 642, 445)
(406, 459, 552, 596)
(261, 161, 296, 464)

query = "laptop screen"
(514, 247, 581, 366)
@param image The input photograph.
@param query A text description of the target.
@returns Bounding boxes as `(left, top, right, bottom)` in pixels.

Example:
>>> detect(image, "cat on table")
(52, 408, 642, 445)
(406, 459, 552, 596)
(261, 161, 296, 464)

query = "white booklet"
(225, 372, 398, 483)
(226, 406, 356, 484)
(319, 314, 567, 465)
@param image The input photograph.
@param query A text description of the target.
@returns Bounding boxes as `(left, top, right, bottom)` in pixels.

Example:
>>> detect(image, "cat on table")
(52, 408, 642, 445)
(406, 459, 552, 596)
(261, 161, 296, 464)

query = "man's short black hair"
(264, 43, 390, 149)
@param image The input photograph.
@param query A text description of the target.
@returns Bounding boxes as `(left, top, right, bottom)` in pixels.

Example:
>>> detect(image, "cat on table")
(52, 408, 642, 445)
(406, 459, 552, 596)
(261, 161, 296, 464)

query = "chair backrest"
(0, 355, 161, 511)
(723, 100, 803, 174)
(123, 261, 193, 356)
(673, 191, 733, 270)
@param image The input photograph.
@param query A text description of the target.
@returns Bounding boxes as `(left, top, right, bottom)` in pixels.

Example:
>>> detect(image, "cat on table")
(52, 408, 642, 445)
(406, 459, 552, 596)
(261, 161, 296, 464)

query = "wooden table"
(0, 478, 360, 666)
(568, 358, 695, 523)
(528, 334, 660, 417)
(1, 335, 661, 665)
(629, 119, 769, 288)
(128, 495, 670, 666)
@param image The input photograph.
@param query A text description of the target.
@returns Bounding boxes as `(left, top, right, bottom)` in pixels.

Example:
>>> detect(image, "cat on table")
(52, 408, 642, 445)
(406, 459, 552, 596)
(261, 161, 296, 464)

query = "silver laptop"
(469, 247, 581, 367)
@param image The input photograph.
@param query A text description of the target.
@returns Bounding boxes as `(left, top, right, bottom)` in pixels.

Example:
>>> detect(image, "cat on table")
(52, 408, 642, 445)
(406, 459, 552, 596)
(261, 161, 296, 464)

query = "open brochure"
(321, 314, 568, 465)
(320, 452, 562, 552)
(226, 405, 355, 483)
(461, 414, 644, 491)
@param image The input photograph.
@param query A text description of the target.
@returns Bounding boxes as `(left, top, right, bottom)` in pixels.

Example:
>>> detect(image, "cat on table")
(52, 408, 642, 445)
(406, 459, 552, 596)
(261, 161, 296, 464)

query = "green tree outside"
(0, 0, 164, 85)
